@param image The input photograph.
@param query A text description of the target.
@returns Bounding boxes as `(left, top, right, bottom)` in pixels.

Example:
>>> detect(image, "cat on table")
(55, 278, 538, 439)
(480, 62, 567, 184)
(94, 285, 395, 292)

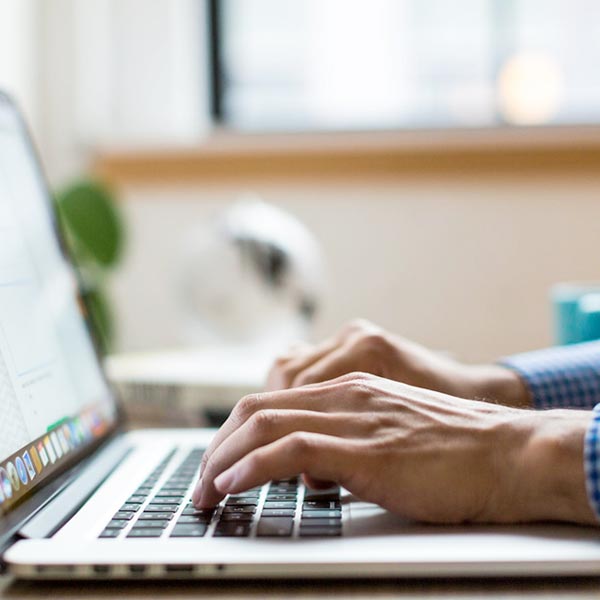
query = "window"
(212, 0, 600, 132)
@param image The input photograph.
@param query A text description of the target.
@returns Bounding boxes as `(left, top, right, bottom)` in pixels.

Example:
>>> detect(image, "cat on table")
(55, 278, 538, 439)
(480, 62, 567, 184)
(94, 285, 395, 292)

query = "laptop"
(2, 90, 600, 581)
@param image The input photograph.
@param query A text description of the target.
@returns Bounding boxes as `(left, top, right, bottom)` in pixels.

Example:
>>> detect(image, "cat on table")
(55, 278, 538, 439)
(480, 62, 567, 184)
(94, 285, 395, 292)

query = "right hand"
(267, 319, 530, 408)
(195, 372, 593, 526)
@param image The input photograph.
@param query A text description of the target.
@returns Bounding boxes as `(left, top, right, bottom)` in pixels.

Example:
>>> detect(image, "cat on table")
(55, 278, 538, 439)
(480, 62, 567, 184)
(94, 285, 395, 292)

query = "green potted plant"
(54, 179, 125, 354)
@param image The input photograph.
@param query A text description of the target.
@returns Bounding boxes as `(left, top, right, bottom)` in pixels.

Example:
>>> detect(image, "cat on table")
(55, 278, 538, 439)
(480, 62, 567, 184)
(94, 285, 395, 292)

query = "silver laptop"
(2, 91, 600, 581)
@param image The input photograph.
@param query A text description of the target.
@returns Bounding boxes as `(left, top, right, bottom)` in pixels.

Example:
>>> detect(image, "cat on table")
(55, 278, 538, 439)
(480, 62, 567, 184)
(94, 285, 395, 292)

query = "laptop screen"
(0, 94, 118, 515)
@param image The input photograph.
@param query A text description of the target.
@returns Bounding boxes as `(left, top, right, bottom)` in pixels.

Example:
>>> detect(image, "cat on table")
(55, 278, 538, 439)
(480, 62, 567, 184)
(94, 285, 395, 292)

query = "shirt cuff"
(500, 341, 600, 410)
(584, 404, 600, 523)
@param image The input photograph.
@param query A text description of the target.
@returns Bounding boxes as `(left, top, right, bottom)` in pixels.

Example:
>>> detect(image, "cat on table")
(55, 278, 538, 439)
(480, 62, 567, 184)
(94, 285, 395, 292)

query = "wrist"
(494, 410, 596, 525)
(466, 364, 532, 408)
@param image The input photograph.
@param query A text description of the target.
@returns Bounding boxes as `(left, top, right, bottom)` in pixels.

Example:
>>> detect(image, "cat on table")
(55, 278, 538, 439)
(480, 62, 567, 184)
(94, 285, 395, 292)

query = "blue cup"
(551, 283, 600, 345)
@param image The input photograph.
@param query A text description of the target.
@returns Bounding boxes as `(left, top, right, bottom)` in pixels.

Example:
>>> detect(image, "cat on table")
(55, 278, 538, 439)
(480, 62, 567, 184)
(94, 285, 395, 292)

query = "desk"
(2, 575, 600, 598)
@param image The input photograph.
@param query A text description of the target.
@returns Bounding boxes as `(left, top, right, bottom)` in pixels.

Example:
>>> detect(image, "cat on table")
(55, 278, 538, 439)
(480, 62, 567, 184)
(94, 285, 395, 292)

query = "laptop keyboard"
(98, 447, 342, 540)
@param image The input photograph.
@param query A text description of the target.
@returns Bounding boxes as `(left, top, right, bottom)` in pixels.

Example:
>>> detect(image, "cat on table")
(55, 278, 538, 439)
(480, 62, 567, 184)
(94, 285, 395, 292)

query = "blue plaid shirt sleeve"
(585, 405, 600, 521)
(501, 342, 600, 522)
(501, 341, 600, 410)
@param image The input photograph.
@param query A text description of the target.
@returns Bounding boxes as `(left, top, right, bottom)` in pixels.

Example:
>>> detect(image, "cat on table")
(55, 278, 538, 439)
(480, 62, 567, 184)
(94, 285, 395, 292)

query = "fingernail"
(192, 478, 203, 505)
(214, 469, 235, 493)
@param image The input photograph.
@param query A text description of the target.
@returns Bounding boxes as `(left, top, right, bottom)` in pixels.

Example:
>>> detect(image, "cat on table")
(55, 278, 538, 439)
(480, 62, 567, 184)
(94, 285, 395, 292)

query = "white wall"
(35, 0, 211, 187)
(10, 2, 600, 364)
(110, 170, 600, 363)
(0, 0, 39, 133)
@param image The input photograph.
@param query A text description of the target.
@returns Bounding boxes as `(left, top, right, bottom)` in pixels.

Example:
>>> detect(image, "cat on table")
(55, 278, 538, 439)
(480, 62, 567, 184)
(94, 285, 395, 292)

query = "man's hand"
(267, 319, 531, 408)
(193, 372, 595, 525)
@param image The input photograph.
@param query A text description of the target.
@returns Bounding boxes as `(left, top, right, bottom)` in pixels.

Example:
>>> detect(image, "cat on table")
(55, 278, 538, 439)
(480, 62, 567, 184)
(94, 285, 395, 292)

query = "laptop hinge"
(17, 438, 132, 540)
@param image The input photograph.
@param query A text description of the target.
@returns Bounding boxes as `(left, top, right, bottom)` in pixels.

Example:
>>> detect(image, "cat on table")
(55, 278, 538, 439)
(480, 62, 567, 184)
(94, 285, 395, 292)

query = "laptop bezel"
(0, 90, 126, 559)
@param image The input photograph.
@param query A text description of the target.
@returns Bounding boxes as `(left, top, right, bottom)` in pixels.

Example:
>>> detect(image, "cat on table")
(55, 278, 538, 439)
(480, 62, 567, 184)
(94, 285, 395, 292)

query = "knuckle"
(339, 378, 376, 402)
(374, 412, 398, 431)
(273, 354, 290, 365)
(348, 370, 371, 381)
(333, 371, 368, 385)
(345, 318, 373, 333)
(235, 393, 264, 419)
(200, 454, 209, 472)
(247, 409, 277, 433)
(286, 431, 314, 454)
(355, 331, 388, 352)
(201, 455, 217, 480)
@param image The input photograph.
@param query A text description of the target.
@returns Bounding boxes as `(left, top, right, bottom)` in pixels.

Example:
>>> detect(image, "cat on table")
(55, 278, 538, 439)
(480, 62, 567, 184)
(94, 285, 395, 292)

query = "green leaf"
(55, 179, 124, 268)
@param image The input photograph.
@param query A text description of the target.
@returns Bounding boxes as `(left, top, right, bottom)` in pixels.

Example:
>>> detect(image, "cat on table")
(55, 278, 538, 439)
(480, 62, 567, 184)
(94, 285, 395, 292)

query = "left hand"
(192, 372, 595, 525)
(266, 319, 530, 408)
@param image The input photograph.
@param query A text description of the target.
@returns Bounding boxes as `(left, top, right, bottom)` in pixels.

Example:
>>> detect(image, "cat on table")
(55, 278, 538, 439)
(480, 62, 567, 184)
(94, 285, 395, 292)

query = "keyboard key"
(256, 518, 294, 537)
(114, 512, 135, 520)
(144, 504, 179, 512)
(218, 512, 254, 522)
(268, 486, 297, 494)
(120, 503, 142, 512)
(225, 498, 258, 506)
(127, 528, 163, 538)
(222, 506, 256, 514)
(139, 512, 174, 521)
(132, 520, 169, 529)
(170, 525, 207, 538)
(149, 498, 184, 505)
(106, 519, 129, 530)
(228, 491, 261, 499)
(177, 515, 214, 524)
(261, 509, 295, 518)
(265, 494, 296, 501)
(99, 529, 120, 538)
(300, 518, 342, 528)
(154, 493, 186, 499)
(303, 501, 341, 510)
(182, 507, 215, 517)
(128, 495, 148, 504)
(301, 510, 341, 519)
(299, 527, 342, 537)
(214, 523, 251, 537)
(263, 501, 296, 510)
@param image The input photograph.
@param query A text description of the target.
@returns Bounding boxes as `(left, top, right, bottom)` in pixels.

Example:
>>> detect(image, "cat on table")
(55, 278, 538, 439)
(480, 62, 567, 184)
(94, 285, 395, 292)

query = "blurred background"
(2, 0, 600, 369)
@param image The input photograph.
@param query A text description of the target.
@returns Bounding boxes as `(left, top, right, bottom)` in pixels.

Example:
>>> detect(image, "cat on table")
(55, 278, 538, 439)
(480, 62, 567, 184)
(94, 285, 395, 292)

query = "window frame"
(208, 0, 600, 135)
(208, 0, 224, 124)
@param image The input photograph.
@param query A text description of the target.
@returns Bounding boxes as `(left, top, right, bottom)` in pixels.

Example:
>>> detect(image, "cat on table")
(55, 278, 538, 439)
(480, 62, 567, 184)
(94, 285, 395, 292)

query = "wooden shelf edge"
(94, 128, 600, 186)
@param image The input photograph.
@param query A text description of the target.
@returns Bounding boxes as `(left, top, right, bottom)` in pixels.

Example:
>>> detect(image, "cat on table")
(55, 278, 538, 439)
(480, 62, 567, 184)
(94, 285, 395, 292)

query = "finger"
(302, 474, 336, 490)
(266, 336, 342, 391)
(212, 432, 358, 496)
(198, 373, 374, 481)
(266, 342, 314, 375)
(340, 318, 382, 340)
(195, 409, 370, 507)
(266, 319, 380, 391)
(291, 343, 361, 387)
